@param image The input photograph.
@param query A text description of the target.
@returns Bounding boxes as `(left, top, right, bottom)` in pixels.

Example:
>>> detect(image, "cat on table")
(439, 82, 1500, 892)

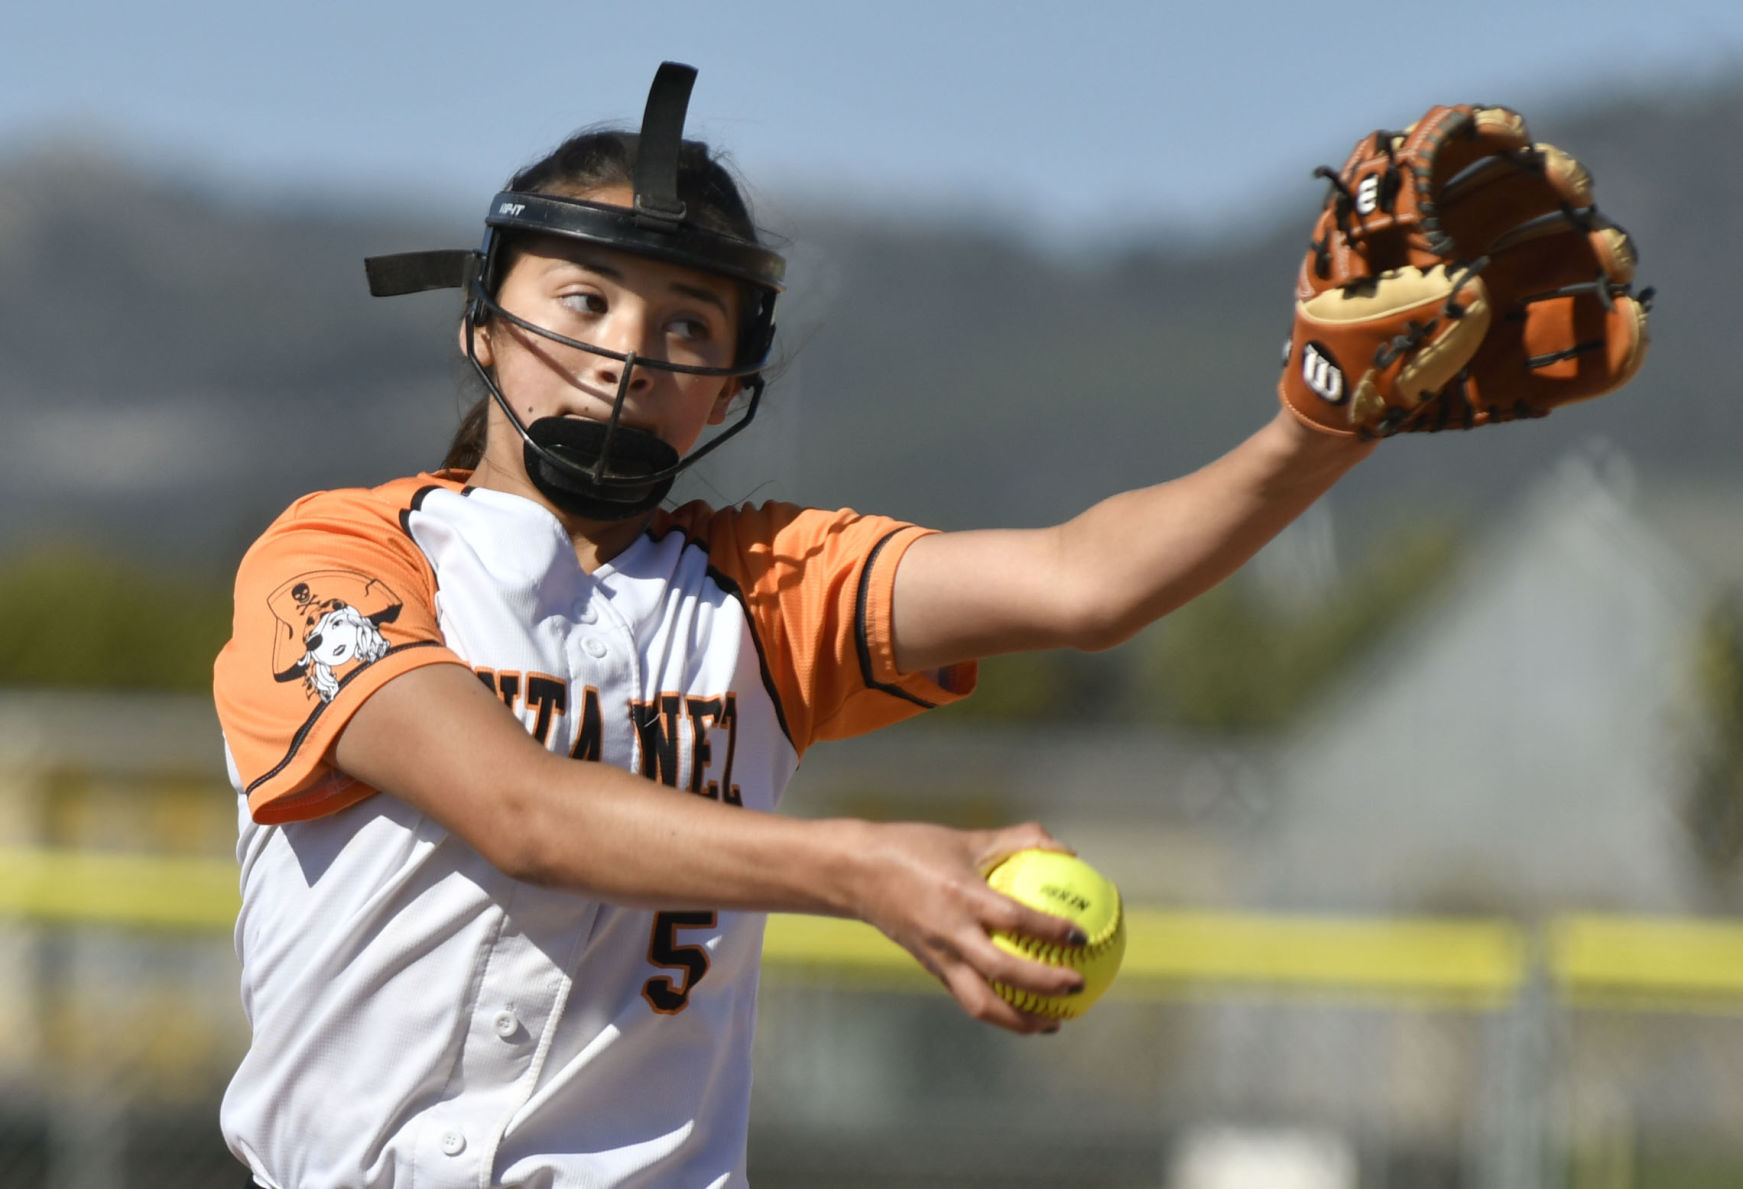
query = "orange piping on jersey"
(853, 529, 937, 710)
(649, 502, 976, 755)
(215, 475, 471, 823)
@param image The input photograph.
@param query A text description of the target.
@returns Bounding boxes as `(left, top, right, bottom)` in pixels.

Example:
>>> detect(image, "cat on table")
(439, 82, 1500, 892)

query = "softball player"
(214, 64, 1370, 1188)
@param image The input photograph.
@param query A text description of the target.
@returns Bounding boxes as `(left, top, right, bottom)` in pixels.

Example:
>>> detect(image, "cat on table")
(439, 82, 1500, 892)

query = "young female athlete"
(213, 64, 1375, 1188)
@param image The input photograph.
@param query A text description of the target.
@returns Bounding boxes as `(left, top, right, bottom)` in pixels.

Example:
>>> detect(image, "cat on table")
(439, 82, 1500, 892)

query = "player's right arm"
(217, 486, 1082, 1033)
(329, 660, 1085, 1034)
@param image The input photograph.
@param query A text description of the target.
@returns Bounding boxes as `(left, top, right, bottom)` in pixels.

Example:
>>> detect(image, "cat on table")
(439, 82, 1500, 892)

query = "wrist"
(801, 817, 881, 920)
(1266, 406, 1379, 471)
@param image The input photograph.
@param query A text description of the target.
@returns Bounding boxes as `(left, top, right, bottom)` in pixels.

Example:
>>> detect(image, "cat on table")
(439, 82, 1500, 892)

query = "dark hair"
(442, 129, 764, 470)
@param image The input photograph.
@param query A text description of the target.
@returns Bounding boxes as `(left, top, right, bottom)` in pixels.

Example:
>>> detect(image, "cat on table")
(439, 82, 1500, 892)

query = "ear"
(462, 319, 494, 368)
(707, 379, 741, 426)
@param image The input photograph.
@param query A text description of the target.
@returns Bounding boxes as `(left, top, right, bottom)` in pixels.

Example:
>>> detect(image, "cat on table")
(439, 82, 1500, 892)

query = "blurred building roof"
(1264, 441, 1741, 916)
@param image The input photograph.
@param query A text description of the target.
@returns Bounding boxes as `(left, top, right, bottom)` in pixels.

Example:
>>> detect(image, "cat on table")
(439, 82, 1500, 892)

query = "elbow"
(492, 838, 559, 888)
(481, 827, 548, 888)
(1054, 588, 1144, 654)
(1073, 617, 1142, 654)
(473, 780, 565, 888)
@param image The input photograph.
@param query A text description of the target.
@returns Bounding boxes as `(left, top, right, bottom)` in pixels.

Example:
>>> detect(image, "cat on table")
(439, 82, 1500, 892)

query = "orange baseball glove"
(1279, 105, 1651, 439)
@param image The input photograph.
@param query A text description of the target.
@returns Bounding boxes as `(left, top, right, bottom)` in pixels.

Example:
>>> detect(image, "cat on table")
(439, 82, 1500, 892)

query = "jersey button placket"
(492, 1008, 520, 1040)
(566, 586, 639, 761)
(439, 1128, 466, 1157)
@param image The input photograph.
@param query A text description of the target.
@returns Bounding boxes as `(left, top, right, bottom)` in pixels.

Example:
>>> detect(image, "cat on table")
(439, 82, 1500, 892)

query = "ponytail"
(442, 397, 489, 470)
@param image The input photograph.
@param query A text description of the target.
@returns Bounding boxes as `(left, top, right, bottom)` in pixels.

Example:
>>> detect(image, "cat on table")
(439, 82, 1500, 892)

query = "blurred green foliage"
(1134, 519, 1464, 730)
(1686, 601, 1743, 871)
(0, 522, 1463, 724)
(935, 650, 1059, 722)
(932, 518, 1465, 732)
(0, 550, 231, 691)
(1634, 1152, 1743, 1189)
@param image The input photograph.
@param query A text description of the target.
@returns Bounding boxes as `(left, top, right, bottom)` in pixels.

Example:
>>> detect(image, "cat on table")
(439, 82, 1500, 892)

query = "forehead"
(506, 185, 741, 313)
(510, 236, 741, 315)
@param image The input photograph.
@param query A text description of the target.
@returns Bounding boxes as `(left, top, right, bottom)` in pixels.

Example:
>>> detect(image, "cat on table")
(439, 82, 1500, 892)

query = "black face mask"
(520, 415, 680, 521)
(361, 62, 785, 522)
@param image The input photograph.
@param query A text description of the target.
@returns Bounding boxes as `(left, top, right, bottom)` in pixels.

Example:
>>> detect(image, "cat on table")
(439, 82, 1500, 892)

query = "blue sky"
(8, 0, 1741, 242)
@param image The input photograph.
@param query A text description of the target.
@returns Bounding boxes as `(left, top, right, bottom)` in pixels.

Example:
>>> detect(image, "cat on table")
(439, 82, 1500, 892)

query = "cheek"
(675, 381, 738, 441)
(487, 346, 561, 414)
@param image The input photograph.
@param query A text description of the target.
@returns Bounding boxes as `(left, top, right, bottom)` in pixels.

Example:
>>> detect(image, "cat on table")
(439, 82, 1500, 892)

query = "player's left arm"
(893, 102, 1649, 674)
(890, 407, 1373, 672)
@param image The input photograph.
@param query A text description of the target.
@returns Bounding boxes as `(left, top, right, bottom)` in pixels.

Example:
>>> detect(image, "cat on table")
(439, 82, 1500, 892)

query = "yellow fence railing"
(0, 847, 239, 930)
(4, 847, 1741, 1011)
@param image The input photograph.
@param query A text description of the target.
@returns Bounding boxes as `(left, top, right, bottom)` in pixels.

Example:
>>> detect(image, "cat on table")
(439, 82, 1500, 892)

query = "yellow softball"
(985, 849, 1126, 1020)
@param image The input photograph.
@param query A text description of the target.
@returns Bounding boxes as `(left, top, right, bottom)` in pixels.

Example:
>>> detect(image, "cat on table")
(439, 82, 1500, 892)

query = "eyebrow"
(550, 253, 732, 317)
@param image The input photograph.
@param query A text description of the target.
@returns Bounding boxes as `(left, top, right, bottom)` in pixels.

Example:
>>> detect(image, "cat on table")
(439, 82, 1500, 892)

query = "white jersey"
(213, 473, 973, 1189)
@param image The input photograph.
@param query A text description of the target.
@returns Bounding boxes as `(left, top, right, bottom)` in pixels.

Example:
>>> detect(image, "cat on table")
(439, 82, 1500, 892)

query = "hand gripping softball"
(1280, 104, 1652, 438)
(985, 850, 1125, 1020)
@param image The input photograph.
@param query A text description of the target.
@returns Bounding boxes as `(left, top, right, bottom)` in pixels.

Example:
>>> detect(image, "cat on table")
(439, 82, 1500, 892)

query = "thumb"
(974, 823, 1074, 878)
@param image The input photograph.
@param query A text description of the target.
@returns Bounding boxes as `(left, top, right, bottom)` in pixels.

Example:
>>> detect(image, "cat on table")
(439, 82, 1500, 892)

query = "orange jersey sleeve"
(657, 501, 977, 754)
(213, 477, 469, 824)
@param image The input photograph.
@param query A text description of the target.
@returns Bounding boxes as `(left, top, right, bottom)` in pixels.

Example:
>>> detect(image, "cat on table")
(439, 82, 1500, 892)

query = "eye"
(560, 291, 607, 316)
(667, 315, 715, 342)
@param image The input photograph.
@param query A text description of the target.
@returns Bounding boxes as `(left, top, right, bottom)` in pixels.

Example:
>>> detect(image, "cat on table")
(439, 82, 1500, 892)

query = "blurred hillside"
(0, 82, 1733, 573)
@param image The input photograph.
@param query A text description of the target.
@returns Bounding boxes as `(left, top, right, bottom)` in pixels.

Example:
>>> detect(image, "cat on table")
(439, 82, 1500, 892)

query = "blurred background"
(3, 1, 1743, 1185)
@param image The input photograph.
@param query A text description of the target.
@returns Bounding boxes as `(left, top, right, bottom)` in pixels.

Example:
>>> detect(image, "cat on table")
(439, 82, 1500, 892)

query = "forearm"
(891, 410, 1372, 669)
(1053, 408, 1372, 647)
(328, 661, 1089, 1034)
(332, 662, 870, 915)
(502, 750, 870, 913)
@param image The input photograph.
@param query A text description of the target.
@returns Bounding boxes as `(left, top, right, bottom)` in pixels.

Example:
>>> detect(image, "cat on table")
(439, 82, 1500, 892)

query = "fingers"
(948, 838, 1091, 987)
(941, 962, 1059, 1025)
(939, 964, 1060, 1035)
(895, 902, 1078, 1035)
(976, 880, 1090, 954)
(859, 819, 1087, 1034)
(971, 821, 1074, 878)
(983, 937, 1087, 1005)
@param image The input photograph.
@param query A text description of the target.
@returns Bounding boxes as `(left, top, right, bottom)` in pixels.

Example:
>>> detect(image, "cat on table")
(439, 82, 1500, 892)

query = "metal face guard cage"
(361, 62, 786, 515)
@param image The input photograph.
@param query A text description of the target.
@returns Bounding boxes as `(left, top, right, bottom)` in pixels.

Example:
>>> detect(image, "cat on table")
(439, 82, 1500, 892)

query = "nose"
(585, 303, 658, 394)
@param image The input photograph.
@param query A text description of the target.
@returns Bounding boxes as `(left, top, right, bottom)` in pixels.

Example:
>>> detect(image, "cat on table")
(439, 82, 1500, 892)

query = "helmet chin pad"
(522, 416, 679, 522)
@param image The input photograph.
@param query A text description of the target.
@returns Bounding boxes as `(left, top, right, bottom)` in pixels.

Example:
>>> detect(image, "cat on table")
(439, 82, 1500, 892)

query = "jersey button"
(440, 1129, 466, 1157)
(493, 1010, 519, 1039)
(582, 637, 608, 659)
(570, 598, 598, 625)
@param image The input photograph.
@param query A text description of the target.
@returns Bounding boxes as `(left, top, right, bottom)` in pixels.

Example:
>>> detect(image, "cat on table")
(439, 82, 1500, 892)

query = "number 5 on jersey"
(643, 910, 716, 1014)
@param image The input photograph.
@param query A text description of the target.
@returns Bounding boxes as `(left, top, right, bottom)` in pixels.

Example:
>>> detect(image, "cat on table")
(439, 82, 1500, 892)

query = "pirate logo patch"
(269, 571, 404, 702)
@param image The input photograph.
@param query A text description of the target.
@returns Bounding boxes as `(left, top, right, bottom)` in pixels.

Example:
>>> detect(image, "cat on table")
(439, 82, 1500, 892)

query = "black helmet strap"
(363, 249, 475, 298)
(360, 61, 783, 522)
(633, 62, 696, 227)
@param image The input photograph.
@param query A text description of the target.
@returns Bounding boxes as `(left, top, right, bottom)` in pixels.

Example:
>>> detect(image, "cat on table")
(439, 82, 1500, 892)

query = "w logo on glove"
(1300, 342, 1347, 404)
(1280, 104, 1650, 438)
